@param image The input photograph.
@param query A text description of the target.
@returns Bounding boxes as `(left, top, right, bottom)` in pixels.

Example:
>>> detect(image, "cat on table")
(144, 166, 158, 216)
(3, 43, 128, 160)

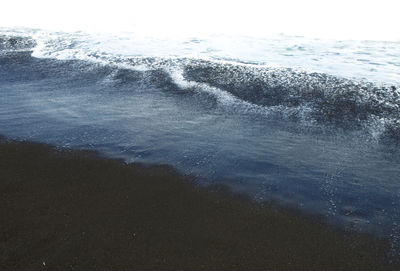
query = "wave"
(0, 35, 36, 52)
(1, 33, 399, 144)
(114, 57, 400, 143)
(182, 59, 400, 131)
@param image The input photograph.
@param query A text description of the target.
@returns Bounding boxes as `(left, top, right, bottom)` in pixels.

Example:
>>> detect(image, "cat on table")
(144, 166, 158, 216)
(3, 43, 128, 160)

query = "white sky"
(1, 0, 399, 41)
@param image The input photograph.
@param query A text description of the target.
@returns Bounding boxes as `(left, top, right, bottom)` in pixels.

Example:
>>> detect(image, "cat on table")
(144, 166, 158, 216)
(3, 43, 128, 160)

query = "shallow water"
(1, 28, 400, 255)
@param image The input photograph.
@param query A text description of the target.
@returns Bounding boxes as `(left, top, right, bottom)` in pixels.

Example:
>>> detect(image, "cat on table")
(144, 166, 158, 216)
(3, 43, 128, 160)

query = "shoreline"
(0, 136, 397, 270)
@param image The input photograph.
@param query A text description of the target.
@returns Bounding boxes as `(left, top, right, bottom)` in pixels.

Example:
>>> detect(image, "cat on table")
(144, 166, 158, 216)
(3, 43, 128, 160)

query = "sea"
(1, 27, 400, 257)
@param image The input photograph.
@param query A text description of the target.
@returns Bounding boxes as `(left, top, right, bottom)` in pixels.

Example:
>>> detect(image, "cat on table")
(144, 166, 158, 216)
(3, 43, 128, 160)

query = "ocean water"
(1, 28, 400, 255)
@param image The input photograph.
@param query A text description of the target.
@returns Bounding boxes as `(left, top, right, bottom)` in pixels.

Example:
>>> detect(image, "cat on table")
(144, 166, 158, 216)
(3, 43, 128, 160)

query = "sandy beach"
(0, 137, 396, 270)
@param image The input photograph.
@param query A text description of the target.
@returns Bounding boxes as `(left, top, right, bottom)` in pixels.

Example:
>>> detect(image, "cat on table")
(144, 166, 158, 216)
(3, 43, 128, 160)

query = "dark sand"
(0, 137, 396, 270)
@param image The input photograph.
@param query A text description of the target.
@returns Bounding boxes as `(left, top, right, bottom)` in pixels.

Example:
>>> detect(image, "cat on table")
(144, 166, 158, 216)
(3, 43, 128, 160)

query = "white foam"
(3, 27, 399, 84)
(165, 66, 315, 122)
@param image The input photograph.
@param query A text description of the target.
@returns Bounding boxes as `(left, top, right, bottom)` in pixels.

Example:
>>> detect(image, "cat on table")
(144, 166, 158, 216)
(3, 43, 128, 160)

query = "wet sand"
(0, 137, 396, 270)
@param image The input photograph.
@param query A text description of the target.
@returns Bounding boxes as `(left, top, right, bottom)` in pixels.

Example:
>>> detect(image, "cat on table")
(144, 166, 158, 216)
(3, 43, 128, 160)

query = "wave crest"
(182, 60, 400, 132)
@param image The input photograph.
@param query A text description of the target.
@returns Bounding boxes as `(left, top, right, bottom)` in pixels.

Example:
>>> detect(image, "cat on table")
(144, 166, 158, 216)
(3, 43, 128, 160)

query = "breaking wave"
(1, 32, 399, 144)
